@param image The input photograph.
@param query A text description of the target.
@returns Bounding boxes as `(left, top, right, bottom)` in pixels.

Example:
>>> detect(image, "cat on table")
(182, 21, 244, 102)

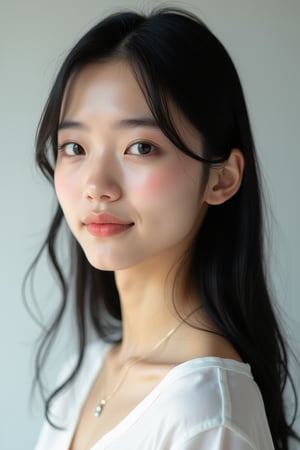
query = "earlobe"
(205, 149, 244, 206)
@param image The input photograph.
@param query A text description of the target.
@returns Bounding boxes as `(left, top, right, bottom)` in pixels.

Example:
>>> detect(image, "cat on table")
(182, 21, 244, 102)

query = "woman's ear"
(205, 149, 245, 206)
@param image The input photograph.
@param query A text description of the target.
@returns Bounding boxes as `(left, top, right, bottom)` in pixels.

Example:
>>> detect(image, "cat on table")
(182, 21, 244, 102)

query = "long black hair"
(26, 8, 299, 449)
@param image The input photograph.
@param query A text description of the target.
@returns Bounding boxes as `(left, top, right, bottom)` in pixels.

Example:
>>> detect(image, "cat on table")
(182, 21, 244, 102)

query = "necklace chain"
(94, 309, 198, 417)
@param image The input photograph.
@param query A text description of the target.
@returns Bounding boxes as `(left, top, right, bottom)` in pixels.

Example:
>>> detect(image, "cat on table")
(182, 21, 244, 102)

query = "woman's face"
(55, 60, 208, 271)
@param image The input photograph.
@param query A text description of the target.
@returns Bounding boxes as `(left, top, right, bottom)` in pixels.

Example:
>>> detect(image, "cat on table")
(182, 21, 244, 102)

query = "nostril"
(86, 184, 100, 200)
(85, 184, 121, 202)
(84, 175, 122, 202)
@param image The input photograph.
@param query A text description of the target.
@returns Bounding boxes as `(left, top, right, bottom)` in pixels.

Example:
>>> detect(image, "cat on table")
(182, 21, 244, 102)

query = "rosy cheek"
(135, 168, 179, 200)
(54, 170, 75, 205)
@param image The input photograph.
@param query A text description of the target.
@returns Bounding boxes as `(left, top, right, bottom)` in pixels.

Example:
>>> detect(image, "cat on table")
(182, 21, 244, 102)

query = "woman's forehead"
(59, 60, 152, 121)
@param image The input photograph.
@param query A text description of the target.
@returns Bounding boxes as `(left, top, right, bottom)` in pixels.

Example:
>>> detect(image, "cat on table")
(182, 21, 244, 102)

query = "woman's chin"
(84, 253, 133, 272)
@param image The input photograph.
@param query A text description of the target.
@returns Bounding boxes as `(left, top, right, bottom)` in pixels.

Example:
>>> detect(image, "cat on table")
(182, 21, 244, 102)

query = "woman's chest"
(69, 363, 174, 450)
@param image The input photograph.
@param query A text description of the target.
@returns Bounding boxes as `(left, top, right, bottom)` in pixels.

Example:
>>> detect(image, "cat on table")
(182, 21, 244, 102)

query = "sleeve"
(174, 425, 258, 450)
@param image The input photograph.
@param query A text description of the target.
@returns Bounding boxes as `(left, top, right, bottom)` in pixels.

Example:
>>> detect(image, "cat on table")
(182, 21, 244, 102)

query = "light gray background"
(0, 0, 299, 449)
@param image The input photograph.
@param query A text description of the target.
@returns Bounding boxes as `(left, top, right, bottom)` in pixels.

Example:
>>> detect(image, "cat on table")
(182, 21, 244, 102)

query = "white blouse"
(35, 340, 274, 449)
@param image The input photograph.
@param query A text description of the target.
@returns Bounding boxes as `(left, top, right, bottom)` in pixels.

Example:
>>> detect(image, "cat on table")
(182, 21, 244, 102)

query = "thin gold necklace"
(94, 309, 198, 418)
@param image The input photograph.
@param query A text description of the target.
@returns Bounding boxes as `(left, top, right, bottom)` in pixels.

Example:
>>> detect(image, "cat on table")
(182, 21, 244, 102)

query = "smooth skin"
(55, 60, 244, 450)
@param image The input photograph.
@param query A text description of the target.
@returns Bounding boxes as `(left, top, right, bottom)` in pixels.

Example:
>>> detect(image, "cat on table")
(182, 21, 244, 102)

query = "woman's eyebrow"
(58, 117, 159, 131)
(58, 120, 87, 131)
(113, 117, 159, 129)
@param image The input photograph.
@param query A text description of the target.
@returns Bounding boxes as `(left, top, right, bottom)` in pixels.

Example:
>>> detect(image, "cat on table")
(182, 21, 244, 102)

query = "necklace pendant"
(94, 399, 106, 418)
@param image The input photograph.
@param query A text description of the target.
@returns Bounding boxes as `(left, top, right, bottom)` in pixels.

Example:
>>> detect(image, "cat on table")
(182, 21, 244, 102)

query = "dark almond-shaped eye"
(126, 141, 157, 156)
(58, 142, 85, 156)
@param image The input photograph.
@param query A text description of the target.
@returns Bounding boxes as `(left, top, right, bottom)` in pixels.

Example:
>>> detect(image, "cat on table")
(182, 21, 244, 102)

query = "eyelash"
(57, 140, 159, 158)
(125, 141, 158, 156)
(57, 142, 85, 156)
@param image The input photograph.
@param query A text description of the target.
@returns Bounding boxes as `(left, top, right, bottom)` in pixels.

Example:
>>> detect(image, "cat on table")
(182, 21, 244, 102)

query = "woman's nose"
(84, 157, 122, 203)
(85, 182, 121, 202)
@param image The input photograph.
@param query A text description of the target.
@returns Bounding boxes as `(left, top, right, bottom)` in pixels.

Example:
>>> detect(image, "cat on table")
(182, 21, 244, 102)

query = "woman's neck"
(113, 256, 200, 364)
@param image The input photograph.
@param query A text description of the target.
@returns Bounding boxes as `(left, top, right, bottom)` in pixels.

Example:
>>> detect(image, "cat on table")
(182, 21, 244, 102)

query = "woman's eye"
(58, 142, 85, 156)
(126, 142, 157, 156)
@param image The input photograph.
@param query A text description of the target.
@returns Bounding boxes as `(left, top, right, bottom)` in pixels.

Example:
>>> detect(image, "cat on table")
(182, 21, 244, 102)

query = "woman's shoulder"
(159, 357, 254, 413)
(150, 357, 274, 449)
(160, 357, 264, 420)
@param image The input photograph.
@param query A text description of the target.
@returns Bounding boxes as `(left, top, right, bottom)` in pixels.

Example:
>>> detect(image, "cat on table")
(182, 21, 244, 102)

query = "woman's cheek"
(133, 167, 181, 201)
(54, 169, 76, 206)
(54, 170, 65, 202)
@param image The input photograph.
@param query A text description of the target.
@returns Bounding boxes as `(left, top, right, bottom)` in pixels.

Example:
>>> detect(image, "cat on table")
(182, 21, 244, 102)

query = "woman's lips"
(86, 222, 133, 237)
(83, 213, 134, 237)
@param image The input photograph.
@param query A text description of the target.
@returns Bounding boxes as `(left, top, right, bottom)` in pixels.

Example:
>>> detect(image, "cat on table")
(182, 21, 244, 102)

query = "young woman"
(30, 8, 299, 450)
